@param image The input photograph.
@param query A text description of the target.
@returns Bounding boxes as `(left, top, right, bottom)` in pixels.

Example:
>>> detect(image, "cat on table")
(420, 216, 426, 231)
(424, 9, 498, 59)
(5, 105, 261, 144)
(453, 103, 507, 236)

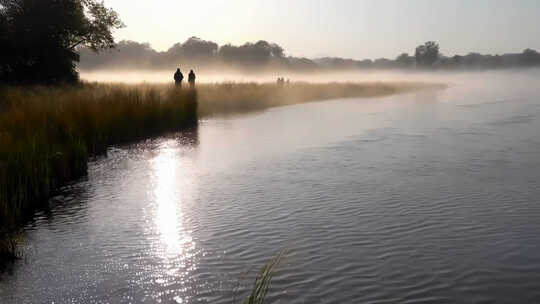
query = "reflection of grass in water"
(243, 249, 287, 304)
(0, 227, 25, 260)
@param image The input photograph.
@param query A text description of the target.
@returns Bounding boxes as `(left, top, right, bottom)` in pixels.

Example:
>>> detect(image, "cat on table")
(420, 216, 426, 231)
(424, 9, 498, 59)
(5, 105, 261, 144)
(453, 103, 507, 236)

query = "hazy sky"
(107, 0, 540, 59)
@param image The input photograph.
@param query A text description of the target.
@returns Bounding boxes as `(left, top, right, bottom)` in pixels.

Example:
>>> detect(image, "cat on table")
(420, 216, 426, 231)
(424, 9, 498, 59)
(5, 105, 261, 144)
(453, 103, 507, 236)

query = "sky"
(106, 0, 540, 60)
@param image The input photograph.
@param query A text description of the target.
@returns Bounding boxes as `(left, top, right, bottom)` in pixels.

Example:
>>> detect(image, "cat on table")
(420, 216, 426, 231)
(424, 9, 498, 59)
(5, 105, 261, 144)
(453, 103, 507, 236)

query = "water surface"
(2, 72, 540, 303)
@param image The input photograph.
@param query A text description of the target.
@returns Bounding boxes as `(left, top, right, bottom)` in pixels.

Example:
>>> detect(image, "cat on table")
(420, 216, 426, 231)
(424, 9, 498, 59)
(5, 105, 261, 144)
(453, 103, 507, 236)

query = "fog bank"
(80, 68, 540, 89)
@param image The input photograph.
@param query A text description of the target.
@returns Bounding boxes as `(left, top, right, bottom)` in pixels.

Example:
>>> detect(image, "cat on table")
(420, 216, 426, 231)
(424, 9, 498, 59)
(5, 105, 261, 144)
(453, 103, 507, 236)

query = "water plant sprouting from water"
(243, 249, 287, 304)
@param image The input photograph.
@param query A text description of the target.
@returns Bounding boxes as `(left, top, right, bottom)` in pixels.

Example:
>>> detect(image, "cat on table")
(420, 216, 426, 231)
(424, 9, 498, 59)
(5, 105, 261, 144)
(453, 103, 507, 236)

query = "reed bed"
(197, 81, 444, 116)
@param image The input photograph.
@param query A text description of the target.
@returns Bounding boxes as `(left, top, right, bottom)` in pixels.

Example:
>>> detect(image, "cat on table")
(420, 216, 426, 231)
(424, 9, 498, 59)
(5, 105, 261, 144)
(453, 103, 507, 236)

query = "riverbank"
(0, 81, 444, 258)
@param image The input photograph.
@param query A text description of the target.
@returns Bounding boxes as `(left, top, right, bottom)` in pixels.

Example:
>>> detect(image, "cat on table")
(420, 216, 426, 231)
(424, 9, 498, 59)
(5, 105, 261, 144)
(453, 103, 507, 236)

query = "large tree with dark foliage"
(0, 0, 123, 84)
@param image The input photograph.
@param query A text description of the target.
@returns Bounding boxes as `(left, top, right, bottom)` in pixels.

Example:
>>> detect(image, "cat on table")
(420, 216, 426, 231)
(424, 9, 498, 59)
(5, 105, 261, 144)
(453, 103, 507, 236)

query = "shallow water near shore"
(2, 72, 540, 303)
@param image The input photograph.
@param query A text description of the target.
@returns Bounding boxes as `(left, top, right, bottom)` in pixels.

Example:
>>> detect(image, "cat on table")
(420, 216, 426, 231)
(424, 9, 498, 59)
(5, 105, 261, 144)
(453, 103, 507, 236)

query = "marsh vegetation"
(196, 81, 443, 116)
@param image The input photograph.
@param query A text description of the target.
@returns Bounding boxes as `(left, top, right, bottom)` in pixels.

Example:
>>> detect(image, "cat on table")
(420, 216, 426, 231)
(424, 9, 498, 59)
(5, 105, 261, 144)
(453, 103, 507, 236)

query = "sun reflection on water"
(150, 139, 199, 302)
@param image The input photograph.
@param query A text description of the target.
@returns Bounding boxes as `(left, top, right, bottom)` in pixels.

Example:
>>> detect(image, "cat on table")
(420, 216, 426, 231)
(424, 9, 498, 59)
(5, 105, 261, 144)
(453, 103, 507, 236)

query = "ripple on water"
(3, 86, 540, 303)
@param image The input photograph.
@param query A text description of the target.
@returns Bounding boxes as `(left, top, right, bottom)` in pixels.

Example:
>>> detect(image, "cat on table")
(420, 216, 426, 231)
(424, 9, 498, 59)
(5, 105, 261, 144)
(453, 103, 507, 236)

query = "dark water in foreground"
(2, 73, 540, 303)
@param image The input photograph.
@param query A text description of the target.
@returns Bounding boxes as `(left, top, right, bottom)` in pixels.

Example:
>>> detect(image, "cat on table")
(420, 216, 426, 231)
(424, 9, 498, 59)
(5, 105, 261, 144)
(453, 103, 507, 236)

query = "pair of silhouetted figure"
(277, 77, 289, 86)
(174, 68, 196, 88)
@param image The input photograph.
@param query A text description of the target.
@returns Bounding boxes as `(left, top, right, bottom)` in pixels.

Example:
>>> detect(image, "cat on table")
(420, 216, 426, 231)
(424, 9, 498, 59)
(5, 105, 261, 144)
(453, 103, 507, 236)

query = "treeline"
(78, 37, 318, 71)
(79, 38, 540, 72)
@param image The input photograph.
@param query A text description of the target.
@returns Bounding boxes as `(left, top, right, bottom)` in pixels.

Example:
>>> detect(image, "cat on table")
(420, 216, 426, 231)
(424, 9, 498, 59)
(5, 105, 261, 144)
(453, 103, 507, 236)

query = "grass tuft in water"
(243, 249, 287, 304)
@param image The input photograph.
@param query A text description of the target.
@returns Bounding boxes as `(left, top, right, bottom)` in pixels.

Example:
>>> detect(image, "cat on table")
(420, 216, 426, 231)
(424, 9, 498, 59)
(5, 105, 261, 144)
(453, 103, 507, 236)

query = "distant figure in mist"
(188, 70, 196, 88)
(277, 77, 289, 86)
(174, 68, 184, 86)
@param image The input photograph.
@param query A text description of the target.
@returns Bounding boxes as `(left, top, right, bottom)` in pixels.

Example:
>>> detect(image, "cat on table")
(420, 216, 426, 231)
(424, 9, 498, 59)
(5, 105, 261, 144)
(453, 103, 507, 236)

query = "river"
(2, 71, 540, 303)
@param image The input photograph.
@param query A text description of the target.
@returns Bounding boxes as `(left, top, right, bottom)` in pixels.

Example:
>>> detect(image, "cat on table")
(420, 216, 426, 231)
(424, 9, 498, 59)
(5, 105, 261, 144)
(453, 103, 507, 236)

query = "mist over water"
(80, 67, 540, 87)
(2, 71, 540, 303)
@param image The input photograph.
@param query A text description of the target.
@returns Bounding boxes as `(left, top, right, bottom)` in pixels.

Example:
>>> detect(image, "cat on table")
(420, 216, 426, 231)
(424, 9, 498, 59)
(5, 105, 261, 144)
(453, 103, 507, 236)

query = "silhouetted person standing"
(174, 68, 183, 87)
(188, 70, 196, 88)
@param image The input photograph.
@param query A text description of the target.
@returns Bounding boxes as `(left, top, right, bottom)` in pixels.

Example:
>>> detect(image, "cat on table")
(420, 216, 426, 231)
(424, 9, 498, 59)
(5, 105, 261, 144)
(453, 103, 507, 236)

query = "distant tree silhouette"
(167, 37, 218, 59)
(269, 43, 285, 58)
(75, 36, 540, 72)
(373, 58, 394, 68)
(0, 0, 123, 84)
(219, 40, 284, 66)
(395, 53, 415, 67)
(415, 41, 439, 67)
(78, 40, 161, 70)
(287, 56, 318, 70)
(316, 57, 361, 69)
(521, 48, 540, 66)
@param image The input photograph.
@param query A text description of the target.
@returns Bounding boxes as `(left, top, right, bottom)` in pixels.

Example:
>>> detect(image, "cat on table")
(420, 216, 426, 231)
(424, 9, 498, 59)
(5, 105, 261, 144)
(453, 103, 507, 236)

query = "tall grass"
(197, 81, 444, 116)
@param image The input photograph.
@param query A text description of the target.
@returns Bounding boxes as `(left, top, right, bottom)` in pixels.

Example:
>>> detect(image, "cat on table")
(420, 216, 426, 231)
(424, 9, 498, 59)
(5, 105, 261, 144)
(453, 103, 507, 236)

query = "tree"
(415, 41, 440, 67)
(269, 43, 284, 58)
(79, 40, 158, 69)
(167, 36, 218, 58)
(521, 48, 540, 66)
(0, 0, 123, 84)
(218, 40, 285, 66)
(396, 52, 415, 68)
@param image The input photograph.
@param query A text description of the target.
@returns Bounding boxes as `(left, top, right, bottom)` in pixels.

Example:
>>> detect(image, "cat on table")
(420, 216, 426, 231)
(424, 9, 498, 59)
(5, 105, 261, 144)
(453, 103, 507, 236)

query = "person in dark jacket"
(188, 70, 196, 88)
(174, 68, 183, 86)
